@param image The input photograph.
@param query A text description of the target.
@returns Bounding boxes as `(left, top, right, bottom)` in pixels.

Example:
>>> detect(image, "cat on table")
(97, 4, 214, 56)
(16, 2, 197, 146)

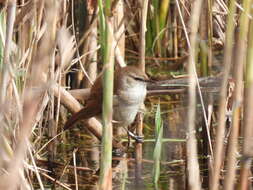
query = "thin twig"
(28, 145, 45, 190)
(73, 148, 79, 190)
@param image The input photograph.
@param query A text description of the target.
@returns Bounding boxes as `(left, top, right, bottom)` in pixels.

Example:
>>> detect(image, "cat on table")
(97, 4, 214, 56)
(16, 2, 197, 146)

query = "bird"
(64, 66, 150, 139)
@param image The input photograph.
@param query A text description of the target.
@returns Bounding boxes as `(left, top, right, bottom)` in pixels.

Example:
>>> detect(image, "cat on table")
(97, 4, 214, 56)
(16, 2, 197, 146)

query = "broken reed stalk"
(186, 0, 202, 189)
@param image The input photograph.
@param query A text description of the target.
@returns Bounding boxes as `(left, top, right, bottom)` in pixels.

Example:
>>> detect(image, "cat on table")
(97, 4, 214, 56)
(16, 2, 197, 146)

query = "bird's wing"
(63, 99, 102, 131)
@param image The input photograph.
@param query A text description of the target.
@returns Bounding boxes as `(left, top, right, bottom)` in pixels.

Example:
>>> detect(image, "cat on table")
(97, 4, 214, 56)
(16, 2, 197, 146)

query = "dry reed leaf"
(0, 134, 13, 163)
(14, 0, 34, 27)
(57, 27, 75, 70)
(213, 1, 226, 43)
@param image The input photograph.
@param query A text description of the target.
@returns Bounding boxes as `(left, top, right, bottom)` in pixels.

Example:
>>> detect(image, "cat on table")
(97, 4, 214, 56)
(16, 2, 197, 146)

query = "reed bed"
(0, 0, 252, 189)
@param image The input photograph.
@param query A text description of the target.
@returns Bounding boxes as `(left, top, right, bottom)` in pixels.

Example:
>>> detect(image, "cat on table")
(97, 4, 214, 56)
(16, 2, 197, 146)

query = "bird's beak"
(145, 78, 156, 83)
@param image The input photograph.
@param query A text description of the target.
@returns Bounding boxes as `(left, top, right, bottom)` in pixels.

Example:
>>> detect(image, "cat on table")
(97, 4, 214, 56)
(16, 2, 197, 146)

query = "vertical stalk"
(159, 0, 170, 33)
(239, 19, 253, 190)
(0, 11, 5, 68)
(114, 0, 125, 137)
(199, 0, 208, 77)
(199, 1, 213, 187)
(0, 0, 16, 105)
(207, 0, 213, 73)
(152, 0, 161, 55)
(86, 2, 98, 87)
(210, 0, 236, 188)
(135, 0, 149, 184)
(98, 0, 114, 189)
(115, 0, 125, 58)
(187, 0, 203, 189)
(153, 104, 163, 184)
(159, 0, 170, 56)
(139, 0, 149, 71)
(224, 0, 251, 189)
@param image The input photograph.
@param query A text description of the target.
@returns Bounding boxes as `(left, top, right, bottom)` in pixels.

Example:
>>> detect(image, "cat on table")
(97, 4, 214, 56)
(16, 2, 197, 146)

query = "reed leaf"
(159, 0, 170, 39)
(98, 0, 114, 189)
(153, 103, 164, 184)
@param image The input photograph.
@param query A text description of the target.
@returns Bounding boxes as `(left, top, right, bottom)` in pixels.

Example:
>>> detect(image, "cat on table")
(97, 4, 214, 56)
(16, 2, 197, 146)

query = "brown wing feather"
(63, 99, 102, 130)
(64, 76, 103, 131)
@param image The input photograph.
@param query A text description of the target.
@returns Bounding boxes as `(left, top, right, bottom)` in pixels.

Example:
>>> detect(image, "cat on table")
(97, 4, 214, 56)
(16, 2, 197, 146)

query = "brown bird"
(64, 66, 150, 135)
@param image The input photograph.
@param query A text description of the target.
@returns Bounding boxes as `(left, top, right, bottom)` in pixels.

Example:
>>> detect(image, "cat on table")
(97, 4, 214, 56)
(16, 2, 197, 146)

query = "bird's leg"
(122, 126, 144, 143)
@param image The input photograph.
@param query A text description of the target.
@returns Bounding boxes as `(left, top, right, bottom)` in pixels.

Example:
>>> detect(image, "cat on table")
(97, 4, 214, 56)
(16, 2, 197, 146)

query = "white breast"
(113, 83, 147, 126)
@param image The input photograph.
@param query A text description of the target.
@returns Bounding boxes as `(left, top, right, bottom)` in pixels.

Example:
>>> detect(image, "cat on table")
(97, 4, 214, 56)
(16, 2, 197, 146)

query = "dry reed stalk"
(199, 0, 214, 187)
(0, 1, 58, 189)
(135, 113, 144, 182)
(207, 0, 213, 72)
(139, 0, 148, 71)
(109, 0, 126, 68)
(115, 0, 125, 59)
(0, 0, 16, 105)
(35, 171, 72, 190)
(113, 0, 126, 139)
(134, 0, 149, 183)
(199, 1, 209, 76)
(186, 0, 203, 189)
(86, 22, 98, 86)
(70, 0, 93, 86)
(176, 0, 211, 155)
(51, 82, 102, 138)
(210, 0, 236, 189)
(55, 26, 74, 130)
(239, 19, 253, 190)
(224, 0, 251, 188)
(69, 88, 91, 100)
(82, 2, 98, 87)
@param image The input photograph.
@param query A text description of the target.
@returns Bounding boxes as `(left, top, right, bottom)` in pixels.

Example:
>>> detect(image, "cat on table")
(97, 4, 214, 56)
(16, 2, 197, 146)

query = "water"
(34, 95, 195, 190)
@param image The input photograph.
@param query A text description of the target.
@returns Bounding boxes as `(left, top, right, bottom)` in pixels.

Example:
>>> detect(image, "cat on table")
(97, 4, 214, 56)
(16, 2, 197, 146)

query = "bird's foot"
(134, 135, 144, 143)
(127, 131, 144, 143)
